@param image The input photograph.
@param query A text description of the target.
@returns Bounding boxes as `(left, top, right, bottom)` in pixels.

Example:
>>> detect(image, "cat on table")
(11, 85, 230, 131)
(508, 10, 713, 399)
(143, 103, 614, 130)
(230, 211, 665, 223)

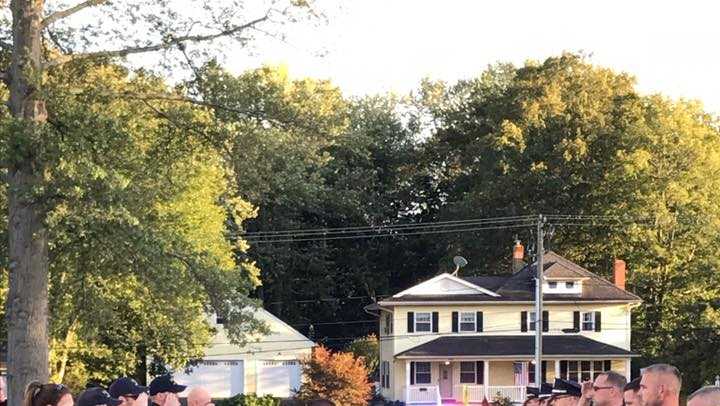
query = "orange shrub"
(296, 346, 372, 406)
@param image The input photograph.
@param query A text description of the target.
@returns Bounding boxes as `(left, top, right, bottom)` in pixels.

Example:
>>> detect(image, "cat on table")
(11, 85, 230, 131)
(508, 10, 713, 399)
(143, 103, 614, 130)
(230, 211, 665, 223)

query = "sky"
(221, 0, 720, 114)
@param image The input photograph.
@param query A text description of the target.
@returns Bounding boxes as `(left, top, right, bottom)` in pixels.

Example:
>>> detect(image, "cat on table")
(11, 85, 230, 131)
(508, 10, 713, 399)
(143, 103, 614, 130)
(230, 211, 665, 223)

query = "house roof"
(396, 335, 638, 358)
(379, 251, 641, 304)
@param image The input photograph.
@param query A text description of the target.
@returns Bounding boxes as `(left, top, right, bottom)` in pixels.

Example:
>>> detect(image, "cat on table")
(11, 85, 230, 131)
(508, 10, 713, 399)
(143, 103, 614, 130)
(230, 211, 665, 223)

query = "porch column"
(484, 360, 490, 400)
(406, 361, 411, 402)
(625, 359, 632, 379)
(555, 360, 561, 380)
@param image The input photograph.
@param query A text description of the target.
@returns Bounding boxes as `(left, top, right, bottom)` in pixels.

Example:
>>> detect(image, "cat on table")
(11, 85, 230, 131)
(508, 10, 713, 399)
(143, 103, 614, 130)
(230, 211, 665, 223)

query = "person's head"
(524, 397, 540, 406)
(109, 377, 148, 406)
(638, 364, 682, 406)
(624, 377, 641, 406)
(76, 387, 122, 406)
(23, 382, 73, 406)
(548, 379, 582, 406)
(592, 371, 627, 406)
(0, 376, 6, 402)
(687, 386, 720, 406)
(148, 374, 186, 404)
(188, 387, 214, 406)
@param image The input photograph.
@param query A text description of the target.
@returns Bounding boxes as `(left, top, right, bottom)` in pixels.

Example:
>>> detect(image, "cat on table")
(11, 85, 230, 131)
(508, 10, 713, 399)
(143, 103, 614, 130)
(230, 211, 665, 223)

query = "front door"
(440, 363, 453, 398)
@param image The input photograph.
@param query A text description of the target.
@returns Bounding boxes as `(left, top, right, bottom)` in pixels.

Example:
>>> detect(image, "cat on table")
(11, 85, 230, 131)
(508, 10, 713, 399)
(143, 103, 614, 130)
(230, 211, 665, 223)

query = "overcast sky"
(221, 0, 720, 114)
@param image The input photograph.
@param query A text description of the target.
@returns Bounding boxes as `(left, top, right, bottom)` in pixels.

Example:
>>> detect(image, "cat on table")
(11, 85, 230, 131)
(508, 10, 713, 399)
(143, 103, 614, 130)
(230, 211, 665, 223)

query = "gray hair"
(688, 386, 720, 402)
(599, 371, 627, 391)
(640, 364, 682, 394)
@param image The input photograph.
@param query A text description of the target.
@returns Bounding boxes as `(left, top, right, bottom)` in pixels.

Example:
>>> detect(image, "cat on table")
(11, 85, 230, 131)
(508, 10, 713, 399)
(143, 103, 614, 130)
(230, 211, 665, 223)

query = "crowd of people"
(524, 364, 720, 406)
(6, 361, 720, 406)
(20, 374, 212, 406)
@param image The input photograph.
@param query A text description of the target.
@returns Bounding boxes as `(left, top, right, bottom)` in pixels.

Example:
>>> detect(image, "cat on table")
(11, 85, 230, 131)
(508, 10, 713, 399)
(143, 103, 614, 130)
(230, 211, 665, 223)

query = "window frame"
(561, 360, 610, 381)
(460, 362, 476, 384)
(459, 312, 477, 332)
(415, 362, 432, 384)
(566, 281, 575, 289)
(529, 311, 537, 331)
(581, 312, 595, 331)
(548, 281, 558, 289)
(414, 312, 432, 333)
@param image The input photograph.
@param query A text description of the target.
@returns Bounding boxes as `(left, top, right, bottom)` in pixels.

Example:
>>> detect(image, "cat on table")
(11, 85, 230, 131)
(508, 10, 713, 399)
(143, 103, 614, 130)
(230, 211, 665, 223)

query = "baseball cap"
(148, 374, 187, 396)
(552, 378, 582, 397)
(76, 387, 122, 406)
(109, 377, 148, 398)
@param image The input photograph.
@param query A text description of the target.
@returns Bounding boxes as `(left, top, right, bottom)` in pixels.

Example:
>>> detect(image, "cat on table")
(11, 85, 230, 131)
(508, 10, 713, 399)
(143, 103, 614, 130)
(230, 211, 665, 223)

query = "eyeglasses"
(593, 386, 614, 391)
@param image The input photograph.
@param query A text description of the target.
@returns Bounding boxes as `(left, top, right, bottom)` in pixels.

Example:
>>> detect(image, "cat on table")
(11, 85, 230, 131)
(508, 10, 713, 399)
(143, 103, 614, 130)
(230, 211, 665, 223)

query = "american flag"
(514, 362, 529, 385)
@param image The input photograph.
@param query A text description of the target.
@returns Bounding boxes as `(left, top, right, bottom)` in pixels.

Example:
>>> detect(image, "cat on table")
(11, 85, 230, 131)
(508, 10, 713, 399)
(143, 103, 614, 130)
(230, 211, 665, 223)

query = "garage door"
(174, 360, 244, 398)
(257, 360, 301, 398)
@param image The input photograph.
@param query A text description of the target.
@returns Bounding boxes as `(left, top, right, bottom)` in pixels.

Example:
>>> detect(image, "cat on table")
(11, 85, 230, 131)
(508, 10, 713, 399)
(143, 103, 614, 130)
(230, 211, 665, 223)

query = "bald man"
(187, 387, 214, 406)
(638, 364, 682, 406)
(688, 386, 720, 406)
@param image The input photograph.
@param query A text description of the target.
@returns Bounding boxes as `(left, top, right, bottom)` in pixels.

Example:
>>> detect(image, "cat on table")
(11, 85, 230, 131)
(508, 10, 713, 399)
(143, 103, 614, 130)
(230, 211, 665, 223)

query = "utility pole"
(534, 214, 545, 386)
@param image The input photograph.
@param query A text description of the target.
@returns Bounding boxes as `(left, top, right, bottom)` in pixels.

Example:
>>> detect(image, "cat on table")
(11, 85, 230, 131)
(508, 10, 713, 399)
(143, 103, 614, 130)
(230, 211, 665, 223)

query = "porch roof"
(396, 335, 637, 359)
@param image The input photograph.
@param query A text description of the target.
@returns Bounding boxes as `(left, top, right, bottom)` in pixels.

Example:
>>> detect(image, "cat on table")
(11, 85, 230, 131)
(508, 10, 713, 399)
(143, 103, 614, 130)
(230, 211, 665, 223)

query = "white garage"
(172, 308, 314, 399)
(256, 360, 302, 398)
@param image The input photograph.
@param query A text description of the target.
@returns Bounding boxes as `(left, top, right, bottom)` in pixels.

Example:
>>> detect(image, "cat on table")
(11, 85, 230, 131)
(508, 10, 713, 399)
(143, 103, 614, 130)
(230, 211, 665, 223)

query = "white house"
(368, 248, 641, 405)
(173, 307, 315, 399)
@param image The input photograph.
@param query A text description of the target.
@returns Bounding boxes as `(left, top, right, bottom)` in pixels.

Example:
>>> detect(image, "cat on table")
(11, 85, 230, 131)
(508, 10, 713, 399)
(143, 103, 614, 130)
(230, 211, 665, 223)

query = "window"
(415, 362, 431, 384)
(582, 312, 595, 331)
(568, 361, 579, 382)
(415, 312, 432, 332)
(566, 281, 575, 289)
(460, 362, 476, 383)
(384, 314, 394, 335)
(381, 361, 390, 388)
(549, 282, 558, 289)
(529, 311, 537, 331)
(560, 360, 611, 381)
(460, 312, 476, 332)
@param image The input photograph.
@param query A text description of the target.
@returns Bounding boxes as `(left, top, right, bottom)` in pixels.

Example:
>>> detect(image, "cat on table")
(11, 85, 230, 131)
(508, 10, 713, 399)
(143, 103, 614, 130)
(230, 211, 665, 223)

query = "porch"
(402, 360, 532, 405)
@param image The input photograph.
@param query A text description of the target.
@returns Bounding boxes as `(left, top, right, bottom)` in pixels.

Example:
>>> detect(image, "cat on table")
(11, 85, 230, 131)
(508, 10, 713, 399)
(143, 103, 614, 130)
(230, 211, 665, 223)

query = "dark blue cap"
(109, 377, 148, 398)
(539, 383, 554, 398)
(77, 387, 122, 406)
(149, 374, 186, 396)
(552, 378, 582, 397)
(527, 386, 540, 398)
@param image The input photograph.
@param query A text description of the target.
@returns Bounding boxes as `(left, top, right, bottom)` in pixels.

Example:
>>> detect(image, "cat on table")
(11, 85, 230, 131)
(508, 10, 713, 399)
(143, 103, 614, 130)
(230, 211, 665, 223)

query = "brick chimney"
(613, 259, 626, 290)
(512, 240, 524, 272)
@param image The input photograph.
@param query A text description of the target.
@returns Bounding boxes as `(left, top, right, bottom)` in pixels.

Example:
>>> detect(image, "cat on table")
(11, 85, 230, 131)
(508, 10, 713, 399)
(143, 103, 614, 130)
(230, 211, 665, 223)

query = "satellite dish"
(452, 256, 468, 276)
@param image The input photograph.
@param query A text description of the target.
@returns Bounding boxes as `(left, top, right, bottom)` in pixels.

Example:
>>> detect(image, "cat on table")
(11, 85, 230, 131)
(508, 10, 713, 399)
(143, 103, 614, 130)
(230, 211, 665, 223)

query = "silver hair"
(688, 386, 720, 402)
(640, 364, 682, 393)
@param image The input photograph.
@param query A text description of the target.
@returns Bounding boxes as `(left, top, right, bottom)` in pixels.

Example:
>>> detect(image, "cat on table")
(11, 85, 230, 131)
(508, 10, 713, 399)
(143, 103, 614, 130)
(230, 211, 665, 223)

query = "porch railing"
(406, 385, 441, 405)
(486, 385, 527, 403)
(454, 385, 485, 402)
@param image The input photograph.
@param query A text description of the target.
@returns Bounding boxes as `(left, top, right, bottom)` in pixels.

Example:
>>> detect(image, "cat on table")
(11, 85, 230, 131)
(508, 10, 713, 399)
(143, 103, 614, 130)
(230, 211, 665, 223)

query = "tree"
(345, 334, 379, 379)
(1, 0, 311, 401)
(419, 53, 720, 390)
(296, 346, 371, 406)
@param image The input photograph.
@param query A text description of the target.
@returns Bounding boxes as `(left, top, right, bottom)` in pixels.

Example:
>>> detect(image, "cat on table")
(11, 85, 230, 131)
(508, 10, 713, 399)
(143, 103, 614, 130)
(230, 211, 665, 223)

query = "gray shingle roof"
(384, 251, 641, 303)
(396, 335, 637, 358)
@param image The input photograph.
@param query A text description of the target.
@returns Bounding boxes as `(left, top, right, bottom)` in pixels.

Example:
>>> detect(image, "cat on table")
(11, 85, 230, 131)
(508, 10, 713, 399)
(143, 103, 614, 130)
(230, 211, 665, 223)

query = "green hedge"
(213, 393, 280, 406)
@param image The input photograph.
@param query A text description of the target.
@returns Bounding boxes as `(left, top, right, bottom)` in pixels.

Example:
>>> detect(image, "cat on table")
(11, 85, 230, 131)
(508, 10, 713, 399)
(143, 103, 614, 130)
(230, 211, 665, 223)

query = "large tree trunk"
(6, 1, 50, 404)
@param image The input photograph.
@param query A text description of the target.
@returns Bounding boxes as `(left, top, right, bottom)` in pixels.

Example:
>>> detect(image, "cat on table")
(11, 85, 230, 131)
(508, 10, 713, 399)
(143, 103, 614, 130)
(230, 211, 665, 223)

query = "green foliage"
(0, 61, 265, 389)
(492, 393, 513, 406)
(420, 53, 720, 390)
(345, 334, 379, 377)
(214, 393, 280, 406)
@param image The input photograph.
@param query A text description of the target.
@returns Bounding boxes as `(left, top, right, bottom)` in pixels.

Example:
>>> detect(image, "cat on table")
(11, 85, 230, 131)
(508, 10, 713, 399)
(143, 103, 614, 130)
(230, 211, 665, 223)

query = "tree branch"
(44, 15, 269, 68)
(42, 0, 109, 28)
